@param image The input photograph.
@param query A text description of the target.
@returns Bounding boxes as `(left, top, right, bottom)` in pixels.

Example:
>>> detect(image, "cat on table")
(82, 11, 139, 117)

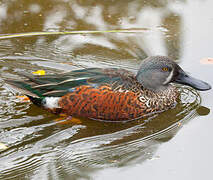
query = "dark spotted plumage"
(58, 79, 177, 121)
(4, 56, 211, 121)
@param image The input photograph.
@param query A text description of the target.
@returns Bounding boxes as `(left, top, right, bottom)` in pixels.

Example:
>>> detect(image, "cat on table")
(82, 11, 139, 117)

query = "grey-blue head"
(136, 56, 211, 91)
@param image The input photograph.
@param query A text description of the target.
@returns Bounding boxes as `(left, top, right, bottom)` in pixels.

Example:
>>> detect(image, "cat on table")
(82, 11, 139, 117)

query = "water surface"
(0, 0, 212, 180)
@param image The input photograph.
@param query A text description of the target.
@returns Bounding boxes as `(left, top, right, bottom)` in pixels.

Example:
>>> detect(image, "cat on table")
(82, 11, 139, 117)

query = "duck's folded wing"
(4, 68, 131, 98)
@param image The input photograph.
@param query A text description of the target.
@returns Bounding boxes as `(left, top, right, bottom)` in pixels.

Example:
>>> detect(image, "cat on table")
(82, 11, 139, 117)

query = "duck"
(4, 56, 211, 121)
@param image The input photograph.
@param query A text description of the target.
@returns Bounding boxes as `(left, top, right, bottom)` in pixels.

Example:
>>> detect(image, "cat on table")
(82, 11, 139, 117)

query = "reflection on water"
(0, 0, 182, 61)
(0, 0, 211, 180)
(0, 87, 201, 179)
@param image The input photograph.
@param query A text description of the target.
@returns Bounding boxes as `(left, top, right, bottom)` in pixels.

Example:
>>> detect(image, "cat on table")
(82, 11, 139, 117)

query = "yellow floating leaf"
(178, 122, 182, 127)
(32, 70, 46, 75)
(0, 142, 8, 150)
(200, 58, 213, 64)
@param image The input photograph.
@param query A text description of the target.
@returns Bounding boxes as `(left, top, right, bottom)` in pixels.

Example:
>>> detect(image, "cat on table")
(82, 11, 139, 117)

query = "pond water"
(0, 0, 212, 180)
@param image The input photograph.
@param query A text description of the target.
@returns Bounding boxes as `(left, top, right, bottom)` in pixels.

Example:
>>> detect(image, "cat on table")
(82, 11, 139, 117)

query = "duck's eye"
(162, 67, 169, 72)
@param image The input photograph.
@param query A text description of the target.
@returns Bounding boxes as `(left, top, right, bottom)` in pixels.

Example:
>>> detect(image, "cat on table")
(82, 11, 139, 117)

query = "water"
(0, 0, 212, 180)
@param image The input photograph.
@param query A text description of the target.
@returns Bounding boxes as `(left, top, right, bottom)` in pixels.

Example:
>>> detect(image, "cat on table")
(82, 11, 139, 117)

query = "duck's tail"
(4, 79, 41, 98)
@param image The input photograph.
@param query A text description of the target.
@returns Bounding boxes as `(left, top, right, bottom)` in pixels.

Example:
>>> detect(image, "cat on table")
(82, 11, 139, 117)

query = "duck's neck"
(142, 84, 176, 96)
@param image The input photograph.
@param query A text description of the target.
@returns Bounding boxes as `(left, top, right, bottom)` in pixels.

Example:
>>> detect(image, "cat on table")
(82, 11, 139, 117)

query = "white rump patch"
(44, 97, 60, 109)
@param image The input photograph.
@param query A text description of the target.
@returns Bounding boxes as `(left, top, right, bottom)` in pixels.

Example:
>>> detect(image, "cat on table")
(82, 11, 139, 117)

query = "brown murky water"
(0, 0, 212, 180)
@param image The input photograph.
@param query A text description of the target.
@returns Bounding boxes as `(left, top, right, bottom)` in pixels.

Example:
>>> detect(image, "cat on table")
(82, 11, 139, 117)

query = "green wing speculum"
(4, 68, 126, 98)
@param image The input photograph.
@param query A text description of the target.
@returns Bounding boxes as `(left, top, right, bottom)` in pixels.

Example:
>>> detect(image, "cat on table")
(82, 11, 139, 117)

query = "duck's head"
(136, 56, 211, 91)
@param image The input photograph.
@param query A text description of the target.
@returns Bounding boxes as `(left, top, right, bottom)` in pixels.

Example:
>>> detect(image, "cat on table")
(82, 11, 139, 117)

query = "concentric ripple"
(0, 85, 201, 180)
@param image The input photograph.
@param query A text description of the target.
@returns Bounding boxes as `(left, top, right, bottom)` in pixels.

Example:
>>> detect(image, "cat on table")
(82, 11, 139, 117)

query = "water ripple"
(0, 75, 202, 180)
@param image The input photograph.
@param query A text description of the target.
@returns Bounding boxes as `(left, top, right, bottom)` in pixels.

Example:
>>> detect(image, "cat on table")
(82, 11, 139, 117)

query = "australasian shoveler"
(4, 56, 211, 121)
